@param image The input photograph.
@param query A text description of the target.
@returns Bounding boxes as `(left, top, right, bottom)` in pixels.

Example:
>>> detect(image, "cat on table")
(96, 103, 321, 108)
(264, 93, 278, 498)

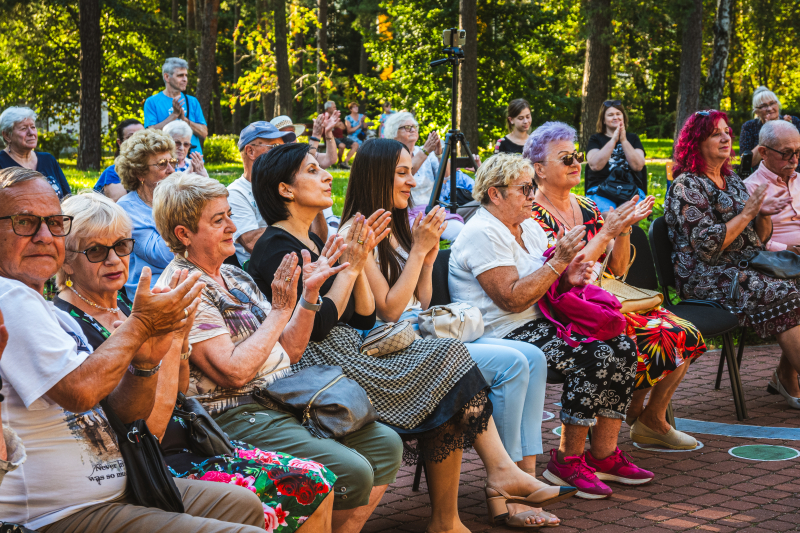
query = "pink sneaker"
(543, 448, 613, 499)
(585, 447, 654, 485)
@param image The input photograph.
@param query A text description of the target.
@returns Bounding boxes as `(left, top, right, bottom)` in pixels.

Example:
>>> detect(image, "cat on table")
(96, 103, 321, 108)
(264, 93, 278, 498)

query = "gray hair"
(759, 119, 800, 147)
(383, 112, 417, 141)
(57, 193, 134, 291)
(162, 57, 189, 78)
(0, 107, 37, 136)
(152, 172, 229, 254)
(752, 86, 781, 113)
(323, 100, 336, 111)
(163, 120, 193, 140)
(0, 167, 46, 189)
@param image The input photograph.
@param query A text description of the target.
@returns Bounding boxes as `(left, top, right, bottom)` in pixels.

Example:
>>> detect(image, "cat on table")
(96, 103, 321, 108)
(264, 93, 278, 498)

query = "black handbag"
(99, 399, 185, 513)
(740, 250, 800, 278)
(172, 392, 235, 456)
(596, 166, 639, 205)
(254, 365, 379, 439)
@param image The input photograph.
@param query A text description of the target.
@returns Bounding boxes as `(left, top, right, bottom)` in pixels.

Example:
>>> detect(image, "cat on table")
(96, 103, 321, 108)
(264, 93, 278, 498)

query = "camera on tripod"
(426, 28, 477, 215)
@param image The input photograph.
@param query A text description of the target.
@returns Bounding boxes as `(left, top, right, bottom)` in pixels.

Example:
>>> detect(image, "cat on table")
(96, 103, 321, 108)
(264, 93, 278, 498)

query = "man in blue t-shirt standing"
(143, 57, 207, 154)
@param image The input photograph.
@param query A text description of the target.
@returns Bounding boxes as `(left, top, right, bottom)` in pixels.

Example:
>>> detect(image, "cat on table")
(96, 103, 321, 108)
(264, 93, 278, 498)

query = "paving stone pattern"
(365, 345, 800, 532)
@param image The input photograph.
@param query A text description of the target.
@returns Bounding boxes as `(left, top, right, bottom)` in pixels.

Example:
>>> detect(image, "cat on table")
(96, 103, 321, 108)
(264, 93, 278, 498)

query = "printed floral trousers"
(505, 318, 638, 426)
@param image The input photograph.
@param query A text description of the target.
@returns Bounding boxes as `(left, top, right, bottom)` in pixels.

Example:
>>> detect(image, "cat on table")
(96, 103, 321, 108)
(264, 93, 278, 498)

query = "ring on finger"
(357, 239, 364, 245)
(284, 277, 291, 282)
(184, 308, 188, 319)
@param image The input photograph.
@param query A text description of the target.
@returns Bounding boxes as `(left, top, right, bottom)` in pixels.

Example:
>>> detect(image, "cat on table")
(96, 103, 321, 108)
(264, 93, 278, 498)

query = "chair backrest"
(648, 216, 677, 290)
(622, 225, 659, 291)
(430, 248, 452, 306)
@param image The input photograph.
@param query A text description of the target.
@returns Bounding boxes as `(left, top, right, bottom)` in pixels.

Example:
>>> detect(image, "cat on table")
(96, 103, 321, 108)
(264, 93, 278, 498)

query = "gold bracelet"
(619, 228, 632, 237)
(180, 345, 192, 360)
(545, 262, 562, 276)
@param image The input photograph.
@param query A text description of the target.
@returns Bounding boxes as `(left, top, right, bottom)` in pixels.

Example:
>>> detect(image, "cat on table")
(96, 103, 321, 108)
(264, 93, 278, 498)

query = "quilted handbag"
(418, 302, 484, 342)
(595, 245, 663, 314)
(360, 321, 416, 357)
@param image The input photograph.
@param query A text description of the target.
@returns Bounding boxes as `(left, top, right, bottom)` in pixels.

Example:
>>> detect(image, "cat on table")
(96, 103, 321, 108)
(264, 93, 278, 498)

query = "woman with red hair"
(665, 110, 800, 409)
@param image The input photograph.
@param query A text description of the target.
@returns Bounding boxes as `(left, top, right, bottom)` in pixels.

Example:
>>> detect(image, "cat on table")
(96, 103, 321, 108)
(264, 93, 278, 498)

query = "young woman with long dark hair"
(340, 138, 573, 529)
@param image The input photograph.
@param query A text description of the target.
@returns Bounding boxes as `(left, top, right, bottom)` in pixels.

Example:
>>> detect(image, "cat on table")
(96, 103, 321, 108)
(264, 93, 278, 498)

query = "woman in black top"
(494, 98, 532, 154)
(739, 86, 800, 170)
(585, 100, 647, 212)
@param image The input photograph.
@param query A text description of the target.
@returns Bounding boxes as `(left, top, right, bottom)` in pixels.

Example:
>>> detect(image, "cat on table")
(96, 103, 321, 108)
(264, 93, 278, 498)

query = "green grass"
(640, 138, 740, 160)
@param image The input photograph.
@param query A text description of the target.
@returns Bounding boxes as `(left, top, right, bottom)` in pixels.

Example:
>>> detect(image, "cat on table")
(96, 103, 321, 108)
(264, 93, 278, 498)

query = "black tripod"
(426, 30, 476, 215)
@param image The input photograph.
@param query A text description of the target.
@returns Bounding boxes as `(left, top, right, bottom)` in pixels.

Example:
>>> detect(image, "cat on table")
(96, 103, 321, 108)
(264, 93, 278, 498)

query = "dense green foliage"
(1, 0, 798, 155)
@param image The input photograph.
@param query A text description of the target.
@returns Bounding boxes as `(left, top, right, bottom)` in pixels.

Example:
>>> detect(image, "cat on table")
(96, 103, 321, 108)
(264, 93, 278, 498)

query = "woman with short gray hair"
(0, 106, 70, 199)
(740, 86, 800, 169)
(164, 120, 207, 176)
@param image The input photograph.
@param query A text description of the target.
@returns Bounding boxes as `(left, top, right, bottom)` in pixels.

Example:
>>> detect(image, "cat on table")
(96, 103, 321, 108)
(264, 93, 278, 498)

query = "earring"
(184, 250, 189, 258)
(65, 277, 73, 288)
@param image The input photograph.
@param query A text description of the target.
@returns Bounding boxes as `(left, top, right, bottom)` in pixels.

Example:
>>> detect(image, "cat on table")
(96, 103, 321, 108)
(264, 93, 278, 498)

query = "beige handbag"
(595, 245, 663, 315)
(360, 321, 416, 357)
(418, 302, 484, 343)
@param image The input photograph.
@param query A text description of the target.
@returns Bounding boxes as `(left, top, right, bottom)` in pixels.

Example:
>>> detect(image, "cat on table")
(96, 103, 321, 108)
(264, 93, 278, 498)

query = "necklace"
(69, 286, 120, 313)
(540, 191, 579, 230)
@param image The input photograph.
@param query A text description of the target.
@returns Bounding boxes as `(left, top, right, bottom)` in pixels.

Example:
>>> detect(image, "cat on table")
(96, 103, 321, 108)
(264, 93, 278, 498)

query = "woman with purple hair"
(524, 120, 705, 458)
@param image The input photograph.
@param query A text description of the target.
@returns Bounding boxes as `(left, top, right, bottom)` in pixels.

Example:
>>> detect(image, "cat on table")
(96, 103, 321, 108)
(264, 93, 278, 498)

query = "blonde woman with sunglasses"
(116, 128, 178, 299)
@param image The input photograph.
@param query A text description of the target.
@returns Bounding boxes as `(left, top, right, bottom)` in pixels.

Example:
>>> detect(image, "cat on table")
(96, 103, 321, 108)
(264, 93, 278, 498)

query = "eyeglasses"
(764, 144, 800, 161)
(538, 152, 585, 166)
(399, 125, 418, 133)
(603, 100, 622, 107)
(694, 110, 719, 117)
(249, 142, 281, 152)
(228, 287, 267, 322)
(70, 238, 135, 263)
(0, 214, 73, 237)
(756, 101, 779, 110)
(174, 142, 195, 150)
(148, 158, 178, 171)
(496, 181, 535, 198)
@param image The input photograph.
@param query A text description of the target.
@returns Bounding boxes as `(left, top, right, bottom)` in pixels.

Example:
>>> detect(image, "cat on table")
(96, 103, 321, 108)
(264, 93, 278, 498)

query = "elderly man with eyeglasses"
(744, 120, 800, 255)
(0, 167, 272, 532)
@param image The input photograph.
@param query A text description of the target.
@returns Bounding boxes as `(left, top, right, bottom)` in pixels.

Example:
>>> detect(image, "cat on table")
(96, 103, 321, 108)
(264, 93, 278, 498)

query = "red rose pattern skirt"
(171, 446, 336, 532)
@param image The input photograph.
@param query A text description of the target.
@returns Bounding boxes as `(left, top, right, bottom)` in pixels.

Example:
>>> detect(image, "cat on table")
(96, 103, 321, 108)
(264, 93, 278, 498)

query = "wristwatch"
(128, 361, 162, 377)
(299, 295, 324, 312)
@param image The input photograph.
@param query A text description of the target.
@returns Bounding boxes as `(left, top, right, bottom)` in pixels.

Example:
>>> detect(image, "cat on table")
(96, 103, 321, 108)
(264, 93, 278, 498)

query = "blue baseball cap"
(238, 121, 296, 150)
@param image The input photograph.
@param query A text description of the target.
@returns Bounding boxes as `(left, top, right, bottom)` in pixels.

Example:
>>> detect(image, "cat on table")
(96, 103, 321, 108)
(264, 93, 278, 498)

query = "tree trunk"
(294, 18, 305, 119)
(458, 0, 479, 151)
(232, 0, 243, 134)
(263, 92, 276, 121)
(195, 0, 221, 127)
(674, 0, 704, 142)
(213, 69, 225, 133)
(699, 0, 733, 110)
(77, 0, 102, 171)
(187, 0, 196, 73)
(359, 37, 369, 76)
(316, 0, 328, 113)
(273, 0, 292, 117)
(172, 0, 179, 24)
(578, 0, 612, 152)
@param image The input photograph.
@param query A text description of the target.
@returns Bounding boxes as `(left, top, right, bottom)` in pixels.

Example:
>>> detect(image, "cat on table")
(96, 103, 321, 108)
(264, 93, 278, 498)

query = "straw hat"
(270, 115, 305, 137)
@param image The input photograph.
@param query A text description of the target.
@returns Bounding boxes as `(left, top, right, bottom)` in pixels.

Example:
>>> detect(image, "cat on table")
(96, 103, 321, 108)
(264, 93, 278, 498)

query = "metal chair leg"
(715, 350, 725, 390)
(736, 327, 746, 368)
(412, 460, 424, 492)
(665, 401, 676, 429)
(723, 332, 748, 420)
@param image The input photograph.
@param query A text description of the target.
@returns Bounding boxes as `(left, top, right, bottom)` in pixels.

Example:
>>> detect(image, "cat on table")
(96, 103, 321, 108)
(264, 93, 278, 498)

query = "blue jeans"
(586, 186, 646, 212)
(465, 338, 547, 461)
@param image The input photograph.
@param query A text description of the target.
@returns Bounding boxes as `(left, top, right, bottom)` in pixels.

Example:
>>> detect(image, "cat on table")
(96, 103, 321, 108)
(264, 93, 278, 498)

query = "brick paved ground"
(365, 345, 800, 532)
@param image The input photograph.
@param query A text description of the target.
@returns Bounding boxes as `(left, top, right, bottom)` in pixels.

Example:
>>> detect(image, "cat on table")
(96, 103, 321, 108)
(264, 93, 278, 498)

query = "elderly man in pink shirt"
(744, 120, 800, 253)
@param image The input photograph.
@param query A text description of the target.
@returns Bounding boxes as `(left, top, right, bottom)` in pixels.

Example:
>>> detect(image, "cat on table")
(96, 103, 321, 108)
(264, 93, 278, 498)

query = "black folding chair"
(648, 217, 748, 420)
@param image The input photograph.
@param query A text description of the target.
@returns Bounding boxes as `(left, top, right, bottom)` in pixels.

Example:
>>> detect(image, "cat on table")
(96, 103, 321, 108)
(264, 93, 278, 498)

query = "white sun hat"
(270, 115, 305, 137)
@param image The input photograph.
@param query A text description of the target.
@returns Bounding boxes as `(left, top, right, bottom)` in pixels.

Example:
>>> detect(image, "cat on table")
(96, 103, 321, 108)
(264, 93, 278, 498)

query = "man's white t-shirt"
(228, 175, 267, 267)
(449, 207, 549, 338)
(0, 277, 126, 529)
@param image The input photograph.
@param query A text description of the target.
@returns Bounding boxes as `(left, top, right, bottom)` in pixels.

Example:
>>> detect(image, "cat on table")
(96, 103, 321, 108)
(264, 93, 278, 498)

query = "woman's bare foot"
(486, 464, 563, 505)
(506, 503, 560, 526)
(425, 519, 471, 533)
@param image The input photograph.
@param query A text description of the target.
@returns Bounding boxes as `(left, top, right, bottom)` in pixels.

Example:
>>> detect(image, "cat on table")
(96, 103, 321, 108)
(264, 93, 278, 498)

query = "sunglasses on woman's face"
(603, 100, 622, 107)
(540, 152, 585, 166)
(399, 125, 418, 133)
(149, 158, 178, 171)
(71, 238, 135, 263)
(496, 181, 535, 198)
